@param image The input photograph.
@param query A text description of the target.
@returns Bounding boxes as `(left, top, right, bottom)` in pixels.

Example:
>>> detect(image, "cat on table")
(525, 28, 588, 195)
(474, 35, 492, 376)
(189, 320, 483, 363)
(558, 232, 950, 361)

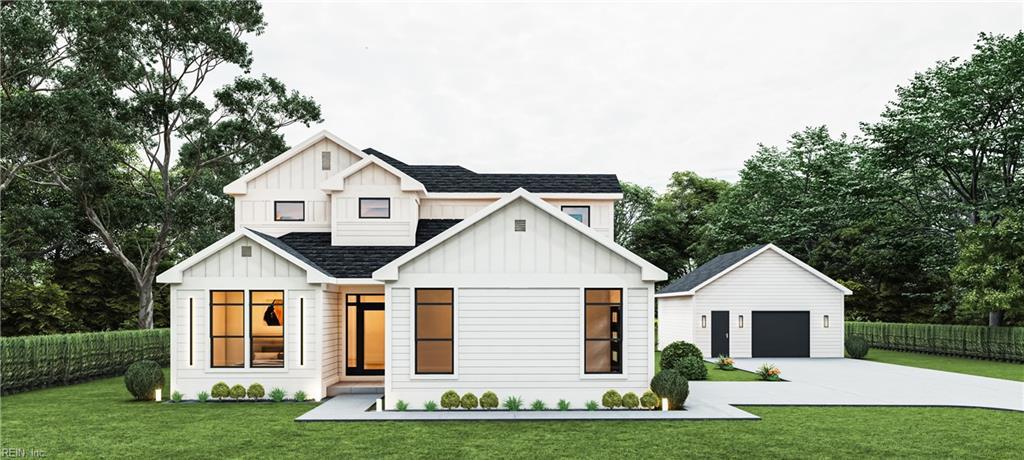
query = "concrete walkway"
(691, 358, 1023, 411)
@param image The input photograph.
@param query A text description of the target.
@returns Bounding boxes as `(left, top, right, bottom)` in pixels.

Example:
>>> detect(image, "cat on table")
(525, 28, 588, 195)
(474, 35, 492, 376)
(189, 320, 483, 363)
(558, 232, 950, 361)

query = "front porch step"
(327, 384, 385, 397)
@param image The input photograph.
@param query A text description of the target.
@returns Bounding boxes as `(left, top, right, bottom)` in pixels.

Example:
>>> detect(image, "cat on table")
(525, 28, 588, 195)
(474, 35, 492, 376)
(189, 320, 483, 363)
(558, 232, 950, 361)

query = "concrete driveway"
(690, 358, 1023, 412)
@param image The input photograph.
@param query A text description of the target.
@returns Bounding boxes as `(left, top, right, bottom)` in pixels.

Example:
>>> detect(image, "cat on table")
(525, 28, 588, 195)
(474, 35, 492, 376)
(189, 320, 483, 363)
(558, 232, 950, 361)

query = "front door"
(346, 294, 385, 376)
(711, 310, 730, 357)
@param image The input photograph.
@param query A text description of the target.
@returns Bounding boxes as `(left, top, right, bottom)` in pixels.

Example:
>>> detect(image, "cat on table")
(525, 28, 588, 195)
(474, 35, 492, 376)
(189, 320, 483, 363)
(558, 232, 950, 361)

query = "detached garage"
(656, 244, 851, 358)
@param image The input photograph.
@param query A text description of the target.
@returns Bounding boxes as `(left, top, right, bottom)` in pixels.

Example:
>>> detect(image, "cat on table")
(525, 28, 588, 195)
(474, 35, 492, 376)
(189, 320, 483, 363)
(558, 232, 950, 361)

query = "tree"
(865, 32, 1024, 325)
(614, 182, 656, 247)
(6, 1, 322, 328)
(952, 210, 1024, 325)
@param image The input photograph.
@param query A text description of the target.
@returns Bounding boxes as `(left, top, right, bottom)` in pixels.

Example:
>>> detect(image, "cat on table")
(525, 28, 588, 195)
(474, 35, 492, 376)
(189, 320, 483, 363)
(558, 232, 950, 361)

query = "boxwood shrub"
(621, 392, 639, 409)
(123, 360, 164, 401)
(601, 389, 622, 409)
(677, 356, 708, 380)
(661, 340, 703, 370)
(845, 335, 869, 359)
(229, 384, 246, 399)
(247, 383, 265, 399)
(640, 390, 658, 409)
(441, 390, 461, 409)
(211, 382, 230, 400)
(480, 391, 499, 409)
(650, 369, 689, 409)
(460, 392, 478, 410)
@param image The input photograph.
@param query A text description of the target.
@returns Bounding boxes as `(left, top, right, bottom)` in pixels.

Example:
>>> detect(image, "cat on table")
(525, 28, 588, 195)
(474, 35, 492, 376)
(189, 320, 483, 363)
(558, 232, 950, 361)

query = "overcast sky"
(228, 1, 1023, 189)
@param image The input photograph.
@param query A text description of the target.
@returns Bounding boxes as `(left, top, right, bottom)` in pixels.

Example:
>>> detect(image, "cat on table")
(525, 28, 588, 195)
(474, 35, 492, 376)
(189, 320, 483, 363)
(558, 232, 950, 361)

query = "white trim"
(655, 244, 853, 297)
(372, 188, 668, 282)
(424, 192, 624, 200)
(224, 130, 367, 195)
(408, 287, 459, 380)
(318, 155, 426, 193)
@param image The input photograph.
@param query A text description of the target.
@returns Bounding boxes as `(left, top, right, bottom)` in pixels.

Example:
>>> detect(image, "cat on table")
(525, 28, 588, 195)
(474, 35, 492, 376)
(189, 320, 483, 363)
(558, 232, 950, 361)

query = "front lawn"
(862, 348, 1024, 382)
(654, 351, 761, 381)
(1, 371, 1021, 458)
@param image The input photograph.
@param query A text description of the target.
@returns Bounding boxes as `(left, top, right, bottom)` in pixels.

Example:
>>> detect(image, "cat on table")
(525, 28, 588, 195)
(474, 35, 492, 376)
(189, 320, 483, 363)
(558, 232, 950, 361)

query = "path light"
(376, 398, 383, 412)
(154, 388, 162, 402)
(661, 398, 669, 411)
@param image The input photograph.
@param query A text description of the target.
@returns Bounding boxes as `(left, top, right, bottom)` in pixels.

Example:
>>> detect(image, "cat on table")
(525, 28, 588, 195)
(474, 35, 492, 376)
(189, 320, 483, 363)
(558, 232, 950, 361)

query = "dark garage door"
(752, 311, 809, 357)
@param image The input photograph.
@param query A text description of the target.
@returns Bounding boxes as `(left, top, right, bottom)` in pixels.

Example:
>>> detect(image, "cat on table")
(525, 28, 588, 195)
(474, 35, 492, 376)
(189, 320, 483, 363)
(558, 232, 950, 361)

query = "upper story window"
(274, 201, 304, 221)
(584, 288, 622, 374)
(359, 198, 390, 219)
(562, 206, 590, 226)
(321, 151, 331, 170)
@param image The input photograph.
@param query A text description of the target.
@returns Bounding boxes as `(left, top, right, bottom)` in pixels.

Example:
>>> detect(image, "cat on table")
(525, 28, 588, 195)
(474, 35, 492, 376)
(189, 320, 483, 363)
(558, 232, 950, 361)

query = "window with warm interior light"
(210, 290, 244, 368)
(415, 289, 453, 374)
(250, 291, 284, 368)
(584, 288, 622, 374)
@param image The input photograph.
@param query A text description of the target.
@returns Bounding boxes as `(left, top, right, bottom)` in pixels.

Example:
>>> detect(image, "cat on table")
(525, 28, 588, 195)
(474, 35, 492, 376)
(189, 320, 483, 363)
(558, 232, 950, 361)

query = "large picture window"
(415, 289, 453, 374)
(210, 291, 245, 368)
(584, 288, 622, 374)
(359, 198, 390, 219)
(274, 201, 304, 221)
(250, 291, 285, 368)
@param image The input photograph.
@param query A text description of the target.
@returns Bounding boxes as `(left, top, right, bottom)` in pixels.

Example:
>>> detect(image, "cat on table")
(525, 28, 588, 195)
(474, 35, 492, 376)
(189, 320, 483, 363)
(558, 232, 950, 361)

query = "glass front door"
(346, 294, 385, 376)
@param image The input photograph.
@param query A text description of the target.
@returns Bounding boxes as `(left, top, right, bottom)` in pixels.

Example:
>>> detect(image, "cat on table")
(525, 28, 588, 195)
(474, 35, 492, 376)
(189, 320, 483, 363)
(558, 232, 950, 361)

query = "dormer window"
(561, 206, 590, 226)
(274, 201, 304, 221)
(359, 198, 390, 219)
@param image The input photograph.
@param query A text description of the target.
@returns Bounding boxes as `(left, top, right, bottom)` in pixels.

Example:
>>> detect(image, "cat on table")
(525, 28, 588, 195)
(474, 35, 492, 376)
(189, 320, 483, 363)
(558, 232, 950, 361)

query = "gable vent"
(321, 151, 331, 170)
(241, 246, 253, 257)
(514, 219, 527, 232)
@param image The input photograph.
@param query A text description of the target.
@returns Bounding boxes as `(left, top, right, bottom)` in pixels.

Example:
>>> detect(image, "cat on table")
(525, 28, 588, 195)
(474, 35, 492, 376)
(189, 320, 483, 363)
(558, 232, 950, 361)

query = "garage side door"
(752, 311, 809, 357)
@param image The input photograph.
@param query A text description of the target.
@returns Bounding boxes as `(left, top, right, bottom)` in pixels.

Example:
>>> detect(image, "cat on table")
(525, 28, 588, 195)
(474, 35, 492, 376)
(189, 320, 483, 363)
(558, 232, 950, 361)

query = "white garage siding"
(168, 237, 325, 400)
(691, 249, 845, 358)
(656, 296, 693, 350)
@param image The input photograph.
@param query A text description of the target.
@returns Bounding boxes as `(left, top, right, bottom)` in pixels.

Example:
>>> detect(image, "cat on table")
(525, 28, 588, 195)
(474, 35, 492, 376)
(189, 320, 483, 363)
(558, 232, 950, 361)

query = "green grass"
(654, 351, 761, 381)
(862, 348, 1024, 382)
(2, 370, 1022, 458)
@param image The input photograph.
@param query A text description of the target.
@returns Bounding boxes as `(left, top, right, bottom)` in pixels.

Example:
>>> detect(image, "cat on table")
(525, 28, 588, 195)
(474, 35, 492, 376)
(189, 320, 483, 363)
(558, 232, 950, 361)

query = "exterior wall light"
(701, 315, 707, 328)
(824, 315, 830, 328)
(738, 315, 744, 328)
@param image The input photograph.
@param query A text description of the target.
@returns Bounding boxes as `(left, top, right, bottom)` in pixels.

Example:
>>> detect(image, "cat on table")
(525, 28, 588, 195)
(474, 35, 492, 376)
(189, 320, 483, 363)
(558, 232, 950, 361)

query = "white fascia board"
(223, 130, 367, 196)
(372, 188, 667, 282)
(761, 243, 854, 295)
(423, 192, 624, 200)
(654, 291, 695, 298)
(318, 156, 426, 193)
(155, 228, 333, 284)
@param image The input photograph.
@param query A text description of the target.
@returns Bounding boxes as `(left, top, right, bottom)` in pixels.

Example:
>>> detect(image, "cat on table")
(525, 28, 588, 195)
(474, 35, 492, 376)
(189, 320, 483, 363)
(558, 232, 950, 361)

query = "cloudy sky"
(227, 1, 1022, 189)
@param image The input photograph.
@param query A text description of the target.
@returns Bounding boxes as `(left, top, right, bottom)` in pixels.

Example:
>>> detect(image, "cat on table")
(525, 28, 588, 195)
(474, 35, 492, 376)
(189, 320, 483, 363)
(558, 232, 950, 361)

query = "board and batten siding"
(544, 199, 615, 239)
(331, 163, 419, 246)
(690, 249, 845, 358)
(656, 296, 693, 351)
(420, 198, 615, 239)
(169, 238, 325, 399)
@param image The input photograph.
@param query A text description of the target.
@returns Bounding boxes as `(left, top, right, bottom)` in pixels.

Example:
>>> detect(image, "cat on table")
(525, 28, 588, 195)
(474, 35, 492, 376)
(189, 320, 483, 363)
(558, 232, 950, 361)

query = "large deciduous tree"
(952, 210, 1024, 325)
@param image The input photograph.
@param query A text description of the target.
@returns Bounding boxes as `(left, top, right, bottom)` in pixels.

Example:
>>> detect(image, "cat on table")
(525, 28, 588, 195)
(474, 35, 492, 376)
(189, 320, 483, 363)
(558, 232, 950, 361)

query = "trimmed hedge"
(1, 329, 169, 394)
(845, 321, 1024, 362)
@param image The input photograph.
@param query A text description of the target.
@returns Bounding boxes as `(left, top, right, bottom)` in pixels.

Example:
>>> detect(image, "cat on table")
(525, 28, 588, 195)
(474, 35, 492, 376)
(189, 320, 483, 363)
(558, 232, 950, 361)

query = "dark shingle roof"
(249, 219, 461, 279)
(657, 244, 768, 294)
(363, 148, 621, 194)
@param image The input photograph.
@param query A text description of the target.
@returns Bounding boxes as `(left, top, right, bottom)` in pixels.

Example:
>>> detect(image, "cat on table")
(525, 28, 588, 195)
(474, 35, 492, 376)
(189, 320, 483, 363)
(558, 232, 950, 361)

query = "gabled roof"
(364, 148, 622, 194)
(249, 220, 460, 279)
(655, 244, 853, 297)
(372, 188, 668, 281)
(319, 155, 426, 192)
(223, 130, 366, 195)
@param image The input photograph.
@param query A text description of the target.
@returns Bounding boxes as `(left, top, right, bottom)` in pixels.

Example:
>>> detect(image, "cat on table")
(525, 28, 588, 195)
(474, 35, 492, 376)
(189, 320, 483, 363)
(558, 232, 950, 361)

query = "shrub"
(756, 363, 782, 381)
(441, 390, 461, 409)
(531, 399, 546, 411)
(424, 400, 438, 411)
(621, 392, 639, 409)
(650, 369, 689, 409)
(124, 360, 164, 401)
(845, 335, 870, 359)
(247, 383, 265, 399)
(557, 399, 571, 411)
(640, 390, 658, 409)
(459, 392, 478, 410)
(269, 388, 286, 402)
(716, 355, 735, 370)
(229, 384, 246, 400)
(197, 391, 210, 402)
(171, 391, 183, 403)
(503, 396, 523, 411)
(602, 390, 622, 409)
(211, 382, 230, 400)
(395, 400, 409, 411)
(845, 321, 1024, 362)
(480, 391, 499, 409)
(293, 390, 308, 402)
(585, 400, 599, 411)
(677, 356, 708, 381)
(0, 328, 170, 395)
(661, 341, 703, 370)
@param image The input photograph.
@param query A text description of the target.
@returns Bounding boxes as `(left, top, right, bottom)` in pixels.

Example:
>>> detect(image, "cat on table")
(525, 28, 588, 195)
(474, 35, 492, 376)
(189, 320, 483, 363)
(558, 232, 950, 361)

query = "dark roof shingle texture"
(657, 244, 768, 294)
(249, 219, 461, 279)
(364, 148, 621, 194)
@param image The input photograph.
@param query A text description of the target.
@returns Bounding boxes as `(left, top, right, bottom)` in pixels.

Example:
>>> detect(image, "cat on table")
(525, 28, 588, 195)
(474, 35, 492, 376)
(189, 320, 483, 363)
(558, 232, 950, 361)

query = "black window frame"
(273, 201, 305, 222)
(584, 288, 623, 374)
(249, 290, 285, 369)
(359, 197, 391, 219)
(414, 288, 454, 375)
(561, 205, 591, 227)
(209, 290, 245, 369)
